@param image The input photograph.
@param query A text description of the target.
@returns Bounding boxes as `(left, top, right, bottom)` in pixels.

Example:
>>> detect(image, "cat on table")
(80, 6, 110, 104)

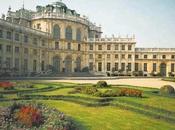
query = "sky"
(0, 0, 175, 48)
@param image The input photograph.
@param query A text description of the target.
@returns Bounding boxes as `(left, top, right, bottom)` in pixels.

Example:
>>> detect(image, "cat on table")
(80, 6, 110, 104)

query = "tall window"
(6, 31, 12, 40)
(67, 43, 71, 50)
(115, 45, 119, 50)
(98, 45, 102, 50)
(24, 48, 28, 55)
(0, 44, 2, 51)
(121, 63, 125, 71)
(107, 63, 111, 71)
(89, 54, 93, 59)
(15, 33, 20, 41)
(15, 58, 19, 70)
(144, 55, 148, 59)
(128, 45, 132, 50)
(171, 63, 175, 72)
(15, 47, 20, 53)
(6, 57, 11, 68)
(153, 63, 157, 72)
(162, 55, 166, 59)
(121, 45, 125, 50)
(135, 55, 139, 59)
(24, 35, 28, 43)
(41, 61, 45, 71)
(89, 44, 93, 50)
(53, 25, 60, 39)
(144, 63, 147, 72)
(0, 30, 3, 38)
(107, 45, 111, 50)
(115, 63, 118, 71)
(135, 63, 139, 71)
(55, 42, 59, 49)
(76, 29, 81, 41)
(107, 54, 111, 59)
(33, 60, 37, 72)
(24, 59, 28, 72)
(98, 62, 102, 72)
(128, 63, 131, 71)
(115, 54, 118, 59)
(6, 45, 11, 52)
(128, 54, 132, 59)
(33, 38, 38, 45)
(89, 62, 93, 71)
(78, 44, 81, 51)
(153, 55, 157, 59)
(65, 26, 72, 40)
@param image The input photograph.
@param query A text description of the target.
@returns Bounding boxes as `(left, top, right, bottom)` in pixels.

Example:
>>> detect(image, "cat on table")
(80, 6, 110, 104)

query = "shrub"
(119, 88, 143, 97)
(96, 81, 108, 88)
(160, 85, 175, 95)
(0, 94, 3, 98)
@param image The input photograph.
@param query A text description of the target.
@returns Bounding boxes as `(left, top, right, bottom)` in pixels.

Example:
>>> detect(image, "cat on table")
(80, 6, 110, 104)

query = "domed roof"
(52, 1, 67, 8)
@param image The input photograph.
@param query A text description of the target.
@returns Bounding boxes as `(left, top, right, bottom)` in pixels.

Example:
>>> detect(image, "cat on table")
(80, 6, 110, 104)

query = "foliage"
(15, 81, 34, 88)
(0, 81, 15, 90)
(96, 81, 108, 88)
(119, 88, 143, 97)
(160, 85, 175, 95)
(15, 105, 43, 127)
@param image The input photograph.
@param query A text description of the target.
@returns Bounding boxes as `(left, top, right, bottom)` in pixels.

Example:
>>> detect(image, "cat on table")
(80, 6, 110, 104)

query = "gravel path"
(47, 78, 175, 88)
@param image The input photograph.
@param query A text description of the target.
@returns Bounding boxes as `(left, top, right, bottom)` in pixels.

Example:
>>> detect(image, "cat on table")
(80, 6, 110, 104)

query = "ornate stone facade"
(0, 1, 174, 77)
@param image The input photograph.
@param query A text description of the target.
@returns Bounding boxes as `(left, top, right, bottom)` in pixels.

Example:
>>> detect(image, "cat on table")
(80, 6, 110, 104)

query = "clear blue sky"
(0, 0, 175, 48)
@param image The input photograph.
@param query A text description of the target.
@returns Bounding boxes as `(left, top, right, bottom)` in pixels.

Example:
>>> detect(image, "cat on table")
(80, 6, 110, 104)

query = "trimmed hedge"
(96, 81, 108, 88)
(160, 85, 175, 95)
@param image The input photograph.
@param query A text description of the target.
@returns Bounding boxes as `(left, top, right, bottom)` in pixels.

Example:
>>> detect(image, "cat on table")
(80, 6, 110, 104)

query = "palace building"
(0, 1, 175, 77)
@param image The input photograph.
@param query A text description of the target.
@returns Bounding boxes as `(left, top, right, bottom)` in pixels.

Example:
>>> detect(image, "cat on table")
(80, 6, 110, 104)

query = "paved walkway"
(48, 78, 175, 88)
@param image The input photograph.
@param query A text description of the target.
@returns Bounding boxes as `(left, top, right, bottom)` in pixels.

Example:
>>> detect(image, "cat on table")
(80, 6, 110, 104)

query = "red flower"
(0, 81, 15, 89)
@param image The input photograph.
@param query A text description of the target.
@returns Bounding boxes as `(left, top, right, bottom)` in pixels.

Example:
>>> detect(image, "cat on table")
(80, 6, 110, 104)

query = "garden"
(0, 81, 175, 130)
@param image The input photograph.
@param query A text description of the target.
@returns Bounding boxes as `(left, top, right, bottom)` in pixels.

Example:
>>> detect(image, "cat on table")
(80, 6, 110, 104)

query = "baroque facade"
(0, 1, 175, 77)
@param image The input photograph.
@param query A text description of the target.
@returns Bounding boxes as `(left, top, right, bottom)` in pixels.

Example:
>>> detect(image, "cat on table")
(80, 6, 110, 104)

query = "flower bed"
(0, 103, 77, 130)
(0, 81, 15, 90)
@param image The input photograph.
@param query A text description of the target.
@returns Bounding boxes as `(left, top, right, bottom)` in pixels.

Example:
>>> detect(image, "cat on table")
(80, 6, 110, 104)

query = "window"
(98, 62, 102, 71)
(107, 45, 111, 50)
(107, 54, 110, 59)
(15, 47, 20, 53)
(153, 55, 157, 59)
(76, 29, 81, 41)
(15, 58, 19, 70)
(135, 63, 139, 71)
(89, 62, 93, 71)
(171, 55, 175, 59)
(107, 63, 111, 71)
(144, 63, 147, 72)
(15, 33, 20, 41)
(128, 63, 132, 71)
(78, 44, 81, 51)
(122, 54, 125, 59)
(33, 38, 38, 45)
(65, 26, 72, 40)
(0, 57, 2, 66)
(98, 45, 102, 50)
(24, 35, 28, 43)
(33, 60, 37, 72)
(171, 63, 175, 72)
(115, 54, 118, 59)
(153, 63, 157, 72)
(89, 44, 93, 50)
(24, 48, 28, 55)
(162, 55, 166, 59)
(33, 49, 37, 55)
(115, 63, 118, 71)
(115, 45, 119, 50)
(37, 23, 41, 30)
(0, 30, 3, 38)
(24, 59, 28, 72)
(41, 61, 45, 71)
(128, 54, 132, 59)
(42, 40, 45, 46)
(6, 45, 11, 52)
(67, 43, 71, 50)
(6, 31, 12, 40)
(121, 45, 125, 50)
(128, 45, 132, 50)
(144, 55, 148, 59)
(98, 54, 102, 59)
(135, 55, 139, 59)
(6, 57, 11, 68)
(53, 25, 60, 39)
(0, 44, 2, 51)
(55, 42, 59, 49)
(121, 63, 125, 71)
(42, 51, 45, 57)
(89, 54, 93, 59)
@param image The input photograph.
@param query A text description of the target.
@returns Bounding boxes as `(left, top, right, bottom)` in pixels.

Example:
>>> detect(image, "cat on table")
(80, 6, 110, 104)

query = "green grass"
(0, 82, 175, 130)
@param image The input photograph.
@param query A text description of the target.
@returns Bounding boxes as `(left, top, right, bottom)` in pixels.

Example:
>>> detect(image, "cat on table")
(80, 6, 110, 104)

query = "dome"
(52, 1, 67, 8)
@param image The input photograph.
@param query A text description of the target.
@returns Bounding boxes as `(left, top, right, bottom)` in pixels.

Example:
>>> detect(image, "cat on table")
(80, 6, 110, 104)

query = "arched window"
(53, 25, 60, 39)
(76, 29, 81, 41)
(65, 26, 72, 40)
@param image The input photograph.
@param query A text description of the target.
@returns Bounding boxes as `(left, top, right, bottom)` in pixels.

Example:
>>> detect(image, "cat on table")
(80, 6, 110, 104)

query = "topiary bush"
(160, 85, 175, 95)
(96, 81, 108, 88)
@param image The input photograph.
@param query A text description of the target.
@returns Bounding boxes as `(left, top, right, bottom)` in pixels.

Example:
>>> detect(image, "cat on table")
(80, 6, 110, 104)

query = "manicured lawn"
(0, 81, 175, 130)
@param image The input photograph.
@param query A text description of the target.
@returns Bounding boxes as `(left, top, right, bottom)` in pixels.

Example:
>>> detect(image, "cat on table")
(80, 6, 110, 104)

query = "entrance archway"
(160, 63, 166, 77)
(65, 55, 72, 73)
(53, 56, 60, 73)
